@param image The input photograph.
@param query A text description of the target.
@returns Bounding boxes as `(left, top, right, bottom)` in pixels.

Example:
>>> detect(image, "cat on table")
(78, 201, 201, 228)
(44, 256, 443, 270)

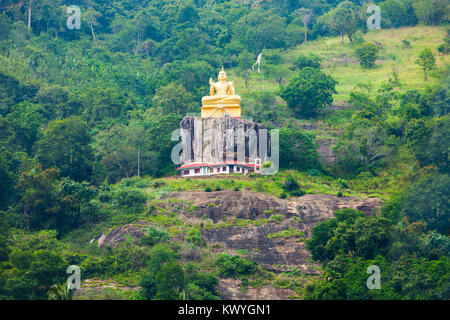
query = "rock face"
(94, 190, 380, 299)
(97, 225, 146, 248)
(217, 279, 297, 300)
(179, 116, 267, 164)
(317, 138, 337, 165)
(170, 190, 379, 273)
(98, 191, 379, 271)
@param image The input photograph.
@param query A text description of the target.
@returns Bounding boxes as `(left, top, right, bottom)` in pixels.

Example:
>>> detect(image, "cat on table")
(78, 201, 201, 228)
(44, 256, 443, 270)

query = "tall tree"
(85, 7, 101, 41)
(35, 117, 94, 182)
(323, 1, 359, 44)
(416, 48, 436, 81)
(279, 67, 337, 118)
(27, 0, 33, 29)
(296, 8, 313, 42)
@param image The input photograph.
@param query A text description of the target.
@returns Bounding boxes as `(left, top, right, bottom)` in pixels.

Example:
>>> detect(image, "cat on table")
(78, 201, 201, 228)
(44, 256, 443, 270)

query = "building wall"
(180, 165, 252, 177)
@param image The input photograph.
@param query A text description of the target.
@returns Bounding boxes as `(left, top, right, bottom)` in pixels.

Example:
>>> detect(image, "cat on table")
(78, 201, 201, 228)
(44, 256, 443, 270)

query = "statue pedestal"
(201, 104, 241, 118)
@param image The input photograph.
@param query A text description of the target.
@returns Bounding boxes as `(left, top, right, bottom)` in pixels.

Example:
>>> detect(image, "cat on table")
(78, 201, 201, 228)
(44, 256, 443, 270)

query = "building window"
(183, 170, 189, 175)
(195, 168, 200, 174)
(236, 167, 240, 172)
(217, 167, 221, 172)
(223, 167, 227, 171)
(210, 168, 214, 173)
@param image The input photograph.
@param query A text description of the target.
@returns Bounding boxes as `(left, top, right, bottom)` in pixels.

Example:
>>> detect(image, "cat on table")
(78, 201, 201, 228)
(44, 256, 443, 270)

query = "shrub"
(352, 31, 365, 46)
(185, 229, 203, 246)
(290, 189, 305, 197)
(437, 43, 449, 54)
(338, 178, 349, 189)
(152, 181, 166, 188)
(307, 168, 321, 176)
(279, 192, 287, 199)
(402, 40, 411, 49)
(214, 186, 222, 191)
(214, 253, 258, 278)
(112, 187, 147, 212)
(262, 48, 282, 65)
(279, 128, 315, 170)
(155, 261, 185, 300)
(204, 187, 212, 192)
(262, 161, 272, 169)
(354, 42, 379, 68)
(267, 228, 305, 239)
(140, 226, 170, 246)
(282, 177, 300, 192)
(270, 214, 284, 223)
(294, 54, 321, 69)
(403, 174, 449, 235)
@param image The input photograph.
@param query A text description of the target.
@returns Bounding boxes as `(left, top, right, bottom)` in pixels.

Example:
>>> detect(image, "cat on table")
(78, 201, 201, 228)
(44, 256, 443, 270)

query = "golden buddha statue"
(201, 67, 241, 118)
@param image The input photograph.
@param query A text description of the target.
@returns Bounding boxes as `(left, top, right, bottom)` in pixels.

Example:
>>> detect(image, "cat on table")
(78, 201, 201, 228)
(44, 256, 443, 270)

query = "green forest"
(0, 0, 448, 300)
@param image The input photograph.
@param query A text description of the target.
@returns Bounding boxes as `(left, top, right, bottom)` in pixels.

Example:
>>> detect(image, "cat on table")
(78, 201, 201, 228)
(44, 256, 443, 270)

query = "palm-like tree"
(48, 283, 73, 300)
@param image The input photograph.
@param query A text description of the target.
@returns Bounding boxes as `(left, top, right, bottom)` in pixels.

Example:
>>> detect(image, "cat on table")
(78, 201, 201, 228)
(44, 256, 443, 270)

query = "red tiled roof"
(176, 161, 259, 170)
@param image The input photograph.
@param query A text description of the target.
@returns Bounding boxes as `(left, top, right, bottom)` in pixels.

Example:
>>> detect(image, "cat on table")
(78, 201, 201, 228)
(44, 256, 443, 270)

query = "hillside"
(0, 0, 448, 302)
(231, 26, 449, 102)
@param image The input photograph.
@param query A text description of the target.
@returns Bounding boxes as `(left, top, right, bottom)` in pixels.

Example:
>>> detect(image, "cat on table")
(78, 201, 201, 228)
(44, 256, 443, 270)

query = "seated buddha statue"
(202, 67, 241, 108)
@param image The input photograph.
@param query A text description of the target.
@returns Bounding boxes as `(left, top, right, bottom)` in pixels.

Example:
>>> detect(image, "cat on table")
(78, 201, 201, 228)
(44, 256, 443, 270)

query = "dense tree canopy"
(35, 117, 94, 182)
(279, 67, 337, 118)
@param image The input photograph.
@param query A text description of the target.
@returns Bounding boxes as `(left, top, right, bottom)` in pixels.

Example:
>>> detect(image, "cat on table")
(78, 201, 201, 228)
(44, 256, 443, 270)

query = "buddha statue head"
(218, 66, 227, 82)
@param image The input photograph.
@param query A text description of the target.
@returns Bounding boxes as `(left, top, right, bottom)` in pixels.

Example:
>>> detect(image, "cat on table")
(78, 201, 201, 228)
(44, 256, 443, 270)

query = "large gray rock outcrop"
(179, 116, 267, 164)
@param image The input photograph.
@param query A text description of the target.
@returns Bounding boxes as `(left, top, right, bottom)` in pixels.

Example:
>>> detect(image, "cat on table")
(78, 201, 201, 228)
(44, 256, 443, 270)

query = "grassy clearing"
(142, 169, 392, 200)
(228, 26, 448, 103)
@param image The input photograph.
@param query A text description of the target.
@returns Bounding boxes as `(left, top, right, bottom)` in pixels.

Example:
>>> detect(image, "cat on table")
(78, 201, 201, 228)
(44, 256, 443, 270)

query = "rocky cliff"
(93, 190, 379, 299)
(179, 116, 267, 164)
(97, 191, 379, 270)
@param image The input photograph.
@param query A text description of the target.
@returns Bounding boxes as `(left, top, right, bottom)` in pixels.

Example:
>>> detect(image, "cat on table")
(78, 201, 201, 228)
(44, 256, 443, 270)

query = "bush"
(307, 169, 321, 176)
(354, 42, 379, 68)
(352, 31, 365, 46)
(338, 178, 349, 189)
(140, 226, 170, 246)
(184, 264, 220, 300)
(185, 229, 203, 246)
(403, 174, 449, 235)
(437, 43, 449, 54)
(112, 187, 147, 212)
(204, 187, 212, 192)
(402, 40, 411, 49)
(214, 254, 258, 278)
(415, 116, 449, 172)
(290, 189, 305, 197)
(282, 177, 300, 192)
(279, 192, 287, 199)
(294, 54, 321, 69)
(155, 261, 185, 300)
(262, 48, 282, 65)
(270, 214, 284, 223)
(280, 128, 320, 170)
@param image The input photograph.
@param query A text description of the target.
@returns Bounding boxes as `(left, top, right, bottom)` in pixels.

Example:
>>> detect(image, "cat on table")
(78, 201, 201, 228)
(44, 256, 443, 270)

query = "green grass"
(146, 170, 391, 200)
(267, 228, 305, 240)
(228, 26, 449, 103)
